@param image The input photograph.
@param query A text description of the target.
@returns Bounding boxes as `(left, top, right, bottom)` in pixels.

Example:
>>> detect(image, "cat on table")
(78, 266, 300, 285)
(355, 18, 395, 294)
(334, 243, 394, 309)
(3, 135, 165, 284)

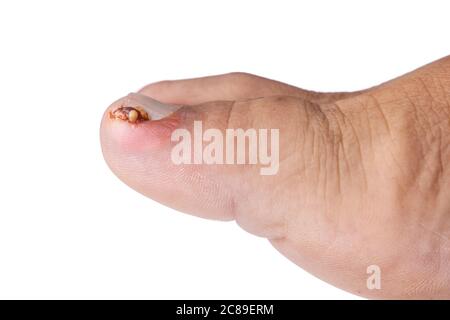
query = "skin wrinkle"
(337, 122, 351, 187)
(397, 84, 441, 195)
(396, 78, 450, 279)
(326, 107, 345, 194)
(367, 92, 412, 192)
(292, 104, 306, 183)
(329, 101, 365, 190)
(399, 80, 448, 193)
(304, 106, 319, 192)
(188, 101, 240, 220)
(312, 103, 331, 204)
(323, 130, 329, 206)
(433, 128, 445, 187)
(366, 93, 392, 138)
(311, 101, 333, 204)
(400, 84, 426, 147)
(362, 98, 375, 159)
(222, 100, 247, 214)
(442, 132, 450, 183)
(222, 100, 236, 132)
(297, 102, 321, 197)
(418, 77, 438, 114)
(284, 73, 446, 296)
(230, 97, 291, 238)
(336, 137, 342, 194)
(427, 76, 450, 117)
(435, 128, 444, 186)
(435, 78, 450, 116)
(326, 102, 352, 194)
(292, 108, 317, 199)
(325, 103, 346, 220)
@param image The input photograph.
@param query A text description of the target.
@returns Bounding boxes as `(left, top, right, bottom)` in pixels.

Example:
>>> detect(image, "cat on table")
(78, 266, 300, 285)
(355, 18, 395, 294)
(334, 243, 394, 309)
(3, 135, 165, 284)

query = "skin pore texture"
(100, 56, 450, 299)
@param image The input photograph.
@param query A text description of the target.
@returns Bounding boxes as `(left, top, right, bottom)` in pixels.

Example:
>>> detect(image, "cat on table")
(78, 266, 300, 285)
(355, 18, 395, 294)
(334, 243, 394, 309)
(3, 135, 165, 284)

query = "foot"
(100, 57, 450, 299)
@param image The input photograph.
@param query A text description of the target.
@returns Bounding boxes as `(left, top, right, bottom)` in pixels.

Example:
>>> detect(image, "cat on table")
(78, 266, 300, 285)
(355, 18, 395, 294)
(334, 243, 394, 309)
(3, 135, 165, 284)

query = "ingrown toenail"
(109, 106, 151, 123)
(108, 92, 182, 123)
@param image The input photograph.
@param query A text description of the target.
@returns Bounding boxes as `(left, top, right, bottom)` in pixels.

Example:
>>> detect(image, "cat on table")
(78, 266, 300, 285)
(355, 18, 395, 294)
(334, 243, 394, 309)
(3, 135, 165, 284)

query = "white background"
(0, 0, 449, 299)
